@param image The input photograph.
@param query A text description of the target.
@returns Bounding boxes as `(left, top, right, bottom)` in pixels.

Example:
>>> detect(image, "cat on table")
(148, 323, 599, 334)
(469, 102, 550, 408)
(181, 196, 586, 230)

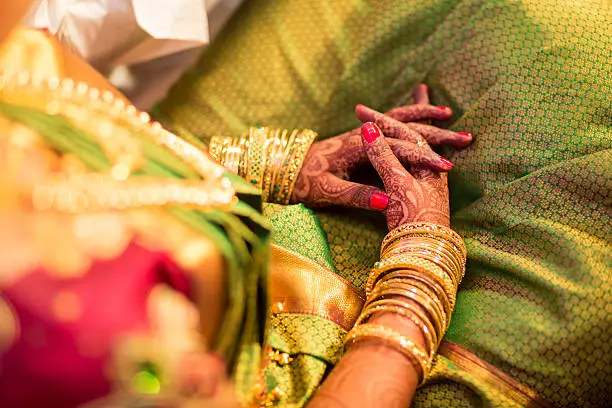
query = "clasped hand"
(291, 85, 473, 229)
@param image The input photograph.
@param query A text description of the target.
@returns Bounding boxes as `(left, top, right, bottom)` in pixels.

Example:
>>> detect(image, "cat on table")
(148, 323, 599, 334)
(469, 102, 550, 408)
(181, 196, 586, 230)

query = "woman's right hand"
(360, 121, 451, 229)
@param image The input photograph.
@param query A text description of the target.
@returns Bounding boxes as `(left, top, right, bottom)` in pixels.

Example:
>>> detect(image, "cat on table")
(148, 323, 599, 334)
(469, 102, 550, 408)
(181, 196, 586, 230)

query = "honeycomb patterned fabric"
(156, 0, 612, 406)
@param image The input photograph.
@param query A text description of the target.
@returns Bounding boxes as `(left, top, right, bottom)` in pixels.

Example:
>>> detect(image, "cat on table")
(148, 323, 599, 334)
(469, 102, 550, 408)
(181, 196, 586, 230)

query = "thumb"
(318, 174, 389, 211)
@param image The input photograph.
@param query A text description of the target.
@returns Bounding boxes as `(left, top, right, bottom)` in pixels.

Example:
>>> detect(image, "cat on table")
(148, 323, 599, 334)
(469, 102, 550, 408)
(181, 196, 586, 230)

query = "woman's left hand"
(291, 85, 470, 212)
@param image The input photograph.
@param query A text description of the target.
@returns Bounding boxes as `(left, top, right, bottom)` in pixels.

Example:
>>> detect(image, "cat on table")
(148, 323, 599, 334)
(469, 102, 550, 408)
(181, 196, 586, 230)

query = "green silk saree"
(156, 0, 612, 406)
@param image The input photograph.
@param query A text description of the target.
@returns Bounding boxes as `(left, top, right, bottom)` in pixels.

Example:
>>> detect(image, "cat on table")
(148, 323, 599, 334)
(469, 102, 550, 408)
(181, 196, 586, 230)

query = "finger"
(412, 165, 448, 185)
(388, 138, 453, 171)
(384, 104, 452, 122)
(356, 105, 454, 171)
(405, 122, 473, 148)
(413, 84, 430, 105)
(356, 104, 428, 144)
(317, 173, 389, 211)
(361, 122, 416, 191)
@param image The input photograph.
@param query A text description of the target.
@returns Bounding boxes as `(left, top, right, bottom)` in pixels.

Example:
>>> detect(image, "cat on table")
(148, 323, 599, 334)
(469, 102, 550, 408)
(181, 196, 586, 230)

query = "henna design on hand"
(291, 87, 467, 210)
(308, 343, 417, 408)
(361, 122, 451, 228)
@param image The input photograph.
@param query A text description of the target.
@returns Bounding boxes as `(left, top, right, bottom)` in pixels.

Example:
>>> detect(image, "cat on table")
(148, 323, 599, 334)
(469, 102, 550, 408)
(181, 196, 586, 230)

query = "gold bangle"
(374, 279, 448, 330)
(355, 303, 436, 357)
(359, 298, 439, 350)
(367, 256, 457, 300)
(382, 222, 466, 255)
(367, 286, 446, 337)
(378, 252, 459, 292)
(271, 129, 298, 201)
(344, 324, 431, 382)
(382, 268, 457, 315)
(274, 129, 317, 205)
(382, 222, 466, 260)
(378, 272, 452, 319)
(383, 241, 463, 289)
(247, 127, 268, 189)
(384, 235, 465, 280)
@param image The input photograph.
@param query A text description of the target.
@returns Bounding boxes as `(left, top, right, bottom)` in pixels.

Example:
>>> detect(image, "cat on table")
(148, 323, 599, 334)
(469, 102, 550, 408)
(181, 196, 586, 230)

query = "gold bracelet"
(382, 223, 466, 261)
(384, 240, 464, 285)
(374, 279, 448, 330)
(378, 272, 452, 319)
(367, 256, 457, 301)
(358, 298, 439, 350)
(344, 324, 431, 382)
(384, 235, 465, 280)
(355, 303, 436, 357)
(367, 286, 446, 337)
(273, 129, 317, 204)
(383, 242, 463, 290)
(381, 269, 457, 316)
(247, 127, 267, 190)
(379, 251, 459, 293)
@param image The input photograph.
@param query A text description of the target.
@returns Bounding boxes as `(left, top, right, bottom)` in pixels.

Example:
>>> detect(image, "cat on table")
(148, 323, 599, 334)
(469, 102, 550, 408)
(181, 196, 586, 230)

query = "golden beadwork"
(0, 71, 237, 213)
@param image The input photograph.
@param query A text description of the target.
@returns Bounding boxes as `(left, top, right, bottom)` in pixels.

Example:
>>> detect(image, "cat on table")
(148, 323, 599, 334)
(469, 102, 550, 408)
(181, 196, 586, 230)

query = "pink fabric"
(0, 242, 191, 408)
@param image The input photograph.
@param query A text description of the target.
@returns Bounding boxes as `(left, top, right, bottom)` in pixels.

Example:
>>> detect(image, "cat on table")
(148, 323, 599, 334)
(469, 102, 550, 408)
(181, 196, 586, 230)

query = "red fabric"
(0, 242, 191, 408)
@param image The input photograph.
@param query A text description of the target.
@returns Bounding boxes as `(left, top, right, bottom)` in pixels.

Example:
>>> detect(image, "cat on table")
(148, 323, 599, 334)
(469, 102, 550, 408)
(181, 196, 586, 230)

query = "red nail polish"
(440, 157, 454, 169)
(362, 122, 382, 143)
(370, 192, 389, 211)
(458, 132, 472, 138)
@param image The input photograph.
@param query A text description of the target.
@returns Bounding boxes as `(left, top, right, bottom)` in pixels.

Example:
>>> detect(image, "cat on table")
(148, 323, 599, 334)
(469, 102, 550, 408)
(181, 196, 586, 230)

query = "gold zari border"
(269, 245, 365, 331)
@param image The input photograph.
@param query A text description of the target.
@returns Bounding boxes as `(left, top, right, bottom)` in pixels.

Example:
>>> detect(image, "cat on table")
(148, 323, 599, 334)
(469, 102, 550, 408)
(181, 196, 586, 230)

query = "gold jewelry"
(208, 127, 316, 204)
(381, 222, 466, 260)
(367, 256, 456, 301)
(0, 73, 229, 186)
(344, 324, 431, 382)
(382, 242, 462, 290)
(355, 303, 436, 357)
(378, 271, 452, 318)
(384, 238, 464, 283)
(357, 298, 438, 352)
(373, 279, 448, 330)
(367, 286, 446, 337)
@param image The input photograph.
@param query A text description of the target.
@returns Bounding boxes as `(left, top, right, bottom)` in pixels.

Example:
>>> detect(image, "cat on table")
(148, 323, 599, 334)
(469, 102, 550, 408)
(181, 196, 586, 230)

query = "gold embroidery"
(269, 244, 365, 331)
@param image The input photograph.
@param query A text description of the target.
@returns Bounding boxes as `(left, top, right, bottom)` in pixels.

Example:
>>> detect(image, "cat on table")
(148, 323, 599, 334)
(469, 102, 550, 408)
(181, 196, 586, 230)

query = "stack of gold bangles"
(209, 127, 317, 204)
(345, 222, 467, 383)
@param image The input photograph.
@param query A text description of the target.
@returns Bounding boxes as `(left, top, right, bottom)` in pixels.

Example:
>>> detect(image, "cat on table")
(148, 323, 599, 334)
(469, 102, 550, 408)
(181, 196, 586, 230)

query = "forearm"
(310, 221, 465, 408)
(309, 314, 424, 408)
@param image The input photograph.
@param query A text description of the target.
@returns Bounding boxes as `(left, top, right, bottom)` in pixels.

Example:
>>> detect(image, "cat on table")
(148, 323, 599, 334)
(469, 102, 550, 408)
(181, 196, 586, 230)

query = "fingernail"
(437, 106, 451, 114)
(440, 157, 454, 170)
(458, 131, 472, 139)
(362, 122, 381, 143)
(370, 192, 389, 211)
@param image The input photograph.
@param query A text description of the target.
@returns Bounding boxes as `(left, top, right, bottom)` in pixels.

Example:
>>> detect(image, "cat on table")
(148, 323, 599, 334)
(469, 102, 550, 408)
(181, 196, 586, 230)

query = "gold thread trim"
(438, 341, 554, 408)
(269, 245, 365, 331)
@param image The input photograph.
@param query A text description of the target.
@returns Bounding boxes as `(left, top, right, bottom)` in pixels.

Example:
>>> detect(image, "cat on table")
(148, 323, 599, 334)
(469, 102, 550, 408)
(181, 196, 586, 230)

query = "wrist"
(209, 128, 316, 205)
